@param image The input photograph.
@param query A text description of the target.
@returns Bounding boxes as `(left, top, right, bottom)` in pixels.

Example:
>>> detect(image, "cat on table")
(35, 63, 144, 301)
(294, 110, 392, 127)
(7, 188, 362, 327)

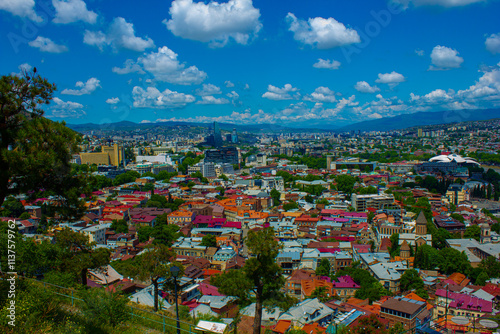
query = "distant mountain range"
(66, 120, 322, 133)
(67, 108, 500, 133)
(337, 108, 500, 132)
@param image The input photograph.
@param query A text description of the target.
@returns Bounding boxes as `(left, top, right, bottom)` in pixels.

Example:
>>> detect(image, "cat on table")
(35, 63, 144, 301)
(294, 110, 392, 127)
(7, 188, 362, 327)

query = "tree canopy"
(0, 69, 86, 219)
(211, 227, 287, 334)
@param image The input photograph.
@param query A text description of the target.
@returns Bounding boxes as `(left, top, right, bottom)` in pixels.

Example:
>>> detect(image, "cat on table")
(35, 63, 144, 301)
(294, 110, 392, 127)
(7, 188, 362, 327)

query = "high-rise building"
(213, 122, 222, 147)
(231, 128, 238, 143)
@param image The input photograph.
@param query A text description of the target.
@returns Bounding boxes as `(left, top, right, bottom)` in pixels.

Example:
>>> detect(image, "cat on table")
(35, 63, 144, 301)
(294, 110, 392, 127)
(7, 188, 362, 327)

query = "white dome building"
(429, 153, 479, 165)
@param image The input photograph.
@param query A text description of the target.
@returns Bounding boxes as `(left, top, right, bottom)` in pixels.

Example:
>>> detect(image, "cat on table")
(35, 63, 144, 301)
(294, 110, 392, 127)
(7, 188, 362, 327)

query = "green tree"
(0, 69, 85, 219)
(475, 271, 489, 286)
(201, 234, 217, 248)
(480, 256, 500, 278)
(310, 286, 330, 303)
(0, 196, 25, 217)
(137, 226, 154, 243)
(270, 188, 281, 206)
(282, 201, 299, 211)
(399, 269, 424, 292)
(111, 219, 128, 234)
(134, 244, 178, 312)
(315, 259, 331, 277)
(56, 228, 111, 285)
(389, 233, 400, 257)
(389, 322, 405, 334)
(335, 175, 357, 195)
(464, 224, 481, 241)
(211, 227, 286, 334)
(414, 244, 442, 270)
(80, 289, 130, 327)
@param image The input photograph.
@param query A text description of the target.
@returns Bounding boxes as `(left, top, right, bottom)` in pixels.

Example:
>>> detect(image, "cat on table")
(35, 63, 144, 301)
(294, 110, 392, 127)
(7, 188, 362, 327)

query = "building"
(445, 184, 470, 206)
(205, 147, 239, 165)
(80, 144, 124, 167)
(379, 297, 430, 333)
(351, 193, 395, 211)
(433, 215, 466, 234)
(231, 128, 238, 144)
(213, 122, 222, 147)
(135, 154, 173, 165)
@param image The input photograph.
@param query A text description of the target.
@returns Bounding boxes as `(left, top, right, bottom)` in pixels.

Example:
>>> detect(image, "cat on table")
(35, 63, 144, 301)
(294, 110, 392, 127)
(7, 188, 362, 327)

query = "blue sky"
(1, 0, 500, 128)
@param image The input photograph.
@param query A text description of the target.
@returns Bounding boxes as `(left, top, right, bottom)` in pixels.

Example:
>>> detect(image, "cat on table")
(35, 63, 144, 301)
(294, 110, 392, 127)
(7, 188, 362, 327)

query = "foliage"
(475, 271, 490, 286)
(151, 215, 182, 246)
(388, 233, 400, 258)
(111, 219, 129, 234)
(335, 175, 357, 195)
(55, 228, 111, 285)
(113, 170, 141, 186)
(137, 226, 154, 243)
(0, 69, 87, 220)
(480, 256, 500, 279)
(335, 264, 391, 303)
(357, 186, 378, 195)
(464, 224, 481, 241)
(315, 259, 331, 277)
(200, 234, 217, 248)
(270, 188, 281, 206)
(399, 269, 424, 292)
(310, 286, 331, 303)
(134, 244, 178, 312)
(211, 227, 287, 334)
(0, 196, 25, 217)
(80, 289, 130, 327)
(282, 201, 299, 211)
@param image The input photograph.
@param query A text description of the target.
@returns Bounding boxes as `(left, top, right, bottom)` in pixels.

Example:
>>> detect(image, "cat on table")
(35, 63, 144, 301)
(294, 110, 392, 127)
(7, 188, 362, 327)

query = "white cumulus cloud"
(61, 78, 101, 95)
(196, 83, 222, 96)
(262, 84, 300, 100)
(49, 97, 86, 118)
(0, 0, 42, 22)
(286, 13, 360, 49)
(392, 0, 487, 9)
(113, 46, 207, 85)
(164, 0, 262, 47)
(196, 96, 230, 104)
(486, 33, 500, 54)
(132, 86, 195, 109)
(28, 36, 68, 53)
(313, 59, 341, 70)
(303, 87, 337, 103)
(375, 71, 406, 87)
(84, 17, 155, 52)
(430, 45, 464, 70)
(355, 81, 380, 93)
(53, 0, 97, 24)
(225, 81, 235, 88)
(106, 97, 120, 104)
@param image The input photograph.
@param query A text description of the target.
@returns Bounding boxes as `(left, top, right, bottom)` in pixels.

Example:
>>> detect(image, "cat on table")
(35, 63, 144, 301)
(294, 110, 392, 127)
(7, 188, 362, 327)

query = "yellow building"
(80, 144, 124, 167)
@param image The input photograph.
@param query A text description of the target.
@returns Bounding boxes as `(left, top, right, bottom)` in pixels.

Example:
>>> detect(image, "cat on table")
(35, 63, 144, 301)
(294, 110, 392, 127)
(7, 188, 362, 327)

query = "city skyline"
(1, 0, 500, 127)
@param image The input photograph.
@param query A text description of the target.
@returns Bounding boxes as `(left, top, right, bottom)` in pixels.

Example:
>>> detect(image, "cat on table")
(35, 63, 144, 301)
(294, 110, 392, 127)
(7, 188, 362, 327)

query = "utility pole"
(444, 285, 449, 333)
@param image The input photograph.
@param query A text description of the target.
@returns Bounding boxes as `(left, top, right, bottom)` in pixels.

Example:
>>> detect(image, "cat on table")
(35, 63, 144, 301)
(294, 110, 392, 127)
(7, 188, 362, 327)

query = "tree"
(315, 259, 331, 277)
(137, 226, 154, 243)
(399, 269, 424, 292)
(110, 219, 128, 234)
(389, 233, 400, 257)
(414, 245, 442, 270)
(389, 322, 405, 334)
(134, 244, 178, 312)
(0, 196, 25, 217)
(211, 227, 286, 334)
(335, 175, 357, 195)
(270, 188, 281, 206)
(475, 271, 489, 286)
(0, 69, 87, 218)
(282, 201, 299, 211)
(201, 234, 217, 248)
(464, 224, 481, 241)
(480, 256, 500, 279)
(310, 286, 330, 303)
(55, 228, 111, 285)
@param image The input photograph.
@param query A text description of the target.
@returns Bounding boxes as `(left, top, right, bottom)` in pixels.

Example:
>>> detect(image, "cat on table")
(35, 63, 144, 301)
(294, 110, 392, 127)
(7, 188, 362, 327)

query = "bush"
(80, 289, 130, 328)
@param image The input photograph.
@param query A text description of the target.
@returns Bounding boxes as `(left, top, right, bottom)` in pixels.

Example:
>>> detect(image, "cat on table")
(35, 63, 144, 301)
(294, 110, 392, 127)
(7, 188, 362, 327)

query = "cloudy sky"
(1, 0, 499, 128)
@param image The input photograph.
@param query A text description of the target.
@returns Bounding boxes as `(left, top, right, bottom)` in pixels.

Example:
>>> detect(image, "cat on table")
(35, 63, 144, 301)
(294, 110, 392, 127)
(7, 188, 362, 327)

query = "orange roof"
(448, 272, 469, 286)
(301, 323, 325, 334)
(272, 320, 291, 334)
(282, 212, 303, 218)
(168, 210, 193, 217)
(301, 279, 334, 297)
